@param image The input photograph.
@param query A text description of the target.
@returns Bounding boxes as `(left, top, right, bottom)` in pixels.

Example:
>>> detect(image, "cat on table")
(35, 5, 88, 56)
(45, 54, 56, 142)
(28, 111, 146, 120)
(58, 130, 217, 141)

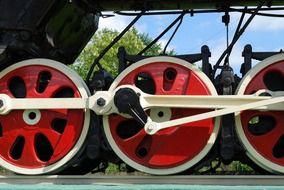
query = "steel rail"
(0, 175, 284, 186)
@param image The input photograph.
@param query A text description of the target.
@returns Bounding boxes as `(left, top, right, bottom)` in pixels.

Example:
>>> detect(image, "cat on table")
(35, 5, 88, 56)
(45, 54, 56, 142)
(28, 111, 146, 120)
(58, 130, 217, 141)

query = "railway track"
(0, 175, 283, 186)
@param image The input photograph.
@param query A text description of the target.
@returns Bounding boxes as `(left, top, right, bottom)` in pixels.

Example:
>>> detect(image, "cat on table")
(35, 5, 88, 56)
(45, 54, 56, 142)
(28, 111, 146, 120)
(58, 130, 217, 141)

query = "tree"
(72, 27, 170, 78)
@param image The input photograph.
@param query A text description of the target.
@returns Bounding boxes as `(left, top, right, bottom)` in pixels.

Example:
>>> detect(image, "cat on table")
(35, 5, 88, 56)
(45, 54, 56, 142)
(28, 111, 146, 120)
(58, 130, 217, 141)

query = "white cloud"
(98, 13, 148, 34)
(154, 15, 174, 34)
(159, 38, 176, 52)
(249, 11, 284, 31)
(135, 23, 148, 34)
(230, 10, 284, 32)
(98, 13, 132, 32)
(208, 37, 244, 75)
(197, 20, 212, 28)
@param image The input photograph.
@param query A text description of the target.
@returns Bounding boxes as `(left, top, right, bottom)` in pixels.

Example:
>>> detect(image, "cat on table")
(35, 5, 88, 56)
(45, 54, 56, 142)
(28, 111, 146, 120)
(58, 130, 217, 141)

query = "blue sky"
(99, 10, 284, 75)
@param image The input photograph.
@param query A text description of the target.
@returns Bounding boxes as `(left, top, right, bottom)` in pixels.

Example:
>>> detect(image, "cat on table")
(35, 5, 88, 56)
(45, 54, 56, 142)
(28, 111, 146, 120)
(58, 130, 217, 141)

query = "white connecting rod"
(144, 96, 284, 135)
(1, 87, 284, 135)
(0, 91, 112, 115)
(0, 95, 88, 115)
(141, 94, 284, 110)
(1, 93, 284, 114)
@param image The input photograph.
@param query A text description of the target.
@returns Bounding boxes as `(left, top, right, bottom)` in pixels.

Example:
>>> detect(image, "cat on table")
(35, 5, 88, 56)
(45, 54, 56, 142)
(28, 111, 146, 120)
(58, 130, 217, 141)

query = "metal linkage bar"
(137, 11, 186, 56)
(212, 1, 265, 78)
(1, 86, 283, 113)
(1, 86, 284, 135)
(0, 91, 113, 115)
(141, 94, 280, 110)
(144, 96, 284, 135)
(86, 11, 144, 86)
(114, 7, 284, 17)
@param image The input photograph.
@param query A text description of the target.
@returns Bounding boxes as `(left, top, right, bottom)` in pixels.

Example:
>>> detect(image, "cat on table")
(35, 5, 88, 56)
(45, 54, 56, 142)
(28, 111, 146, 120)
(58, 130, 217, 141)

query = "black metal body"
(0, 0, 98, 68)
(241, 44, 283, 76)
(74, 0, 284, 12)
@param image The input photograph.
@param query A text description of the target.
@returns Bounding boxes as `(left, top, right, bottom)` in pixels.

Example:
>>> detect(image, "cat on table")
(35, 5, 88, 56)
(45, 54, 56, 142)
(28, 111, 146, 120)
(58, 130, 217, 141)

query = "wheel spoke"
(20, 134, 39, 165)
(41, 110, 68, 127)
(244, 78, 267, 94)
(43, 77, 74, 98)
(251, 124, 284, 157)
(0, 112, 26, 158)
(147, 66, 164, 94)
(0, 131, 20, 159)
(39, 130, 61, 150)
(161, 68, 189, 95)
(171, 108, 215, 128)
(14, 69, 38, 97)
(121, 130, 147, 153)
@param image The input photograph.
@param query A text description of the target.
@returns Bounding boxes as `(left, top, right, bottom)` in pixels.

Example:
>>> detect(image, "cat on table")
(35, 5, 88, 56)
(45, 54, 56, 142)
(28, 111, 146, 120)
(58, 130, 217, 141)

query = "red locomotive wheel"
(0, 59, 90, 175)
(236, 54, 284, 173)
(103, 57, 220, 175)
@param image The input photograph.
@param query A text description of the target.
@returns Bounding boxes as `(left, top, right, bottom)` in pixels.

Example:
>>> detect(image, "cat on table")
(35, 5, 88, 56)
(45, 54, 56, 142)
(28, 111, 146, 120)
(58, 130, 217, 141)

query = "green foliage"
(198, 160, 254, 175)
(72, 27, 170, 78)
(104, 163, 120, 174)
(228, 161, 254, 174)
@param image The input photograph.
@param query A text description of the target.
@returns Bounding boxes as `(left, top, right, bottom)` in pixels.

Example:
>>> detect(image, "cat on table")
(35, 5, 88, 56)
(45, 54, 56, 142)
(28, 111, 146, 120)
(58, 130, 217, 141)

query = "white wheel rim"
(0, 59, 90, 175)
(235, 53, 284, 173)
(103, 56, 220, 175)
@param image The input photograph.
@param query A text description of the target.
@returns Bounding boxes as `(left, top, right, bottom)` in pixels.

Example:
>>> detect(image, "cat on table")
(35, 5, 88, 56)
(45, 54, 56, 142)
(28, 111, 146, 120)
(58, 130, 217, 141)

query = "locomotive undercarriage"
(1, 0, 284, 175)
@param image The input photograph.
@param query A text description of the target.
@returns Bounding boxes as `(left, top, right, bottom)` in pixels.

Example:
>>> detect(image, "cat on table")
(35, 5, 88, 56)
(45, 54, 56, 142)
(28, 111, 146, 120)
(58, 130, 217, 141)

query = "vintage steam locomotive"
(0, 0, 284, 175)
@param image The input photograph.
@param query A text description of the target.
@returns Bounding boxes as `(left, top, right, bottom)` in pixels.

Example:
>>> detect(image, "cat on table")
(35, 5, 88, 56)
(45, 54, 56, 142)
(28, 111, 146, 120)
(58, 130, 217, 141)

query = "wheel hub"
(23, 109, 41, 126)
(150, 108, 172, 123)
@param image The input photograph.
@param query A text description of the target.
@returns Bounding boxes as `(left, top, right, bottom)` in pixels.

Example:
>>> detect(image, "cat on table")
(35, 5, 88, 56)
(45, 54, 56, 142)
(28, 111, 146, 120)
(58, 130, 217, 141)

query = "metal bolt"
(146, 128, 152, 133)
(146, 123, 156, 133)
(147, 124, 154, 131)
(96, 98, 106, 107)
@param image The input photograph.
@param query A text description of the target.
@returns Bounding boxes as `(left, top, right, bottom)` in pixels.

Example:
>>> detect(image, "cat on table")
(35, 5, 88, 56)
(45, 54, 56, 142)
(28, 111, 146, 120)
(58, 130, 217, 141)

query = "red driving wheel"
(236, 54, 284, 173)
(103, 57, 220, 175)
(0, 59, 90, 174)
